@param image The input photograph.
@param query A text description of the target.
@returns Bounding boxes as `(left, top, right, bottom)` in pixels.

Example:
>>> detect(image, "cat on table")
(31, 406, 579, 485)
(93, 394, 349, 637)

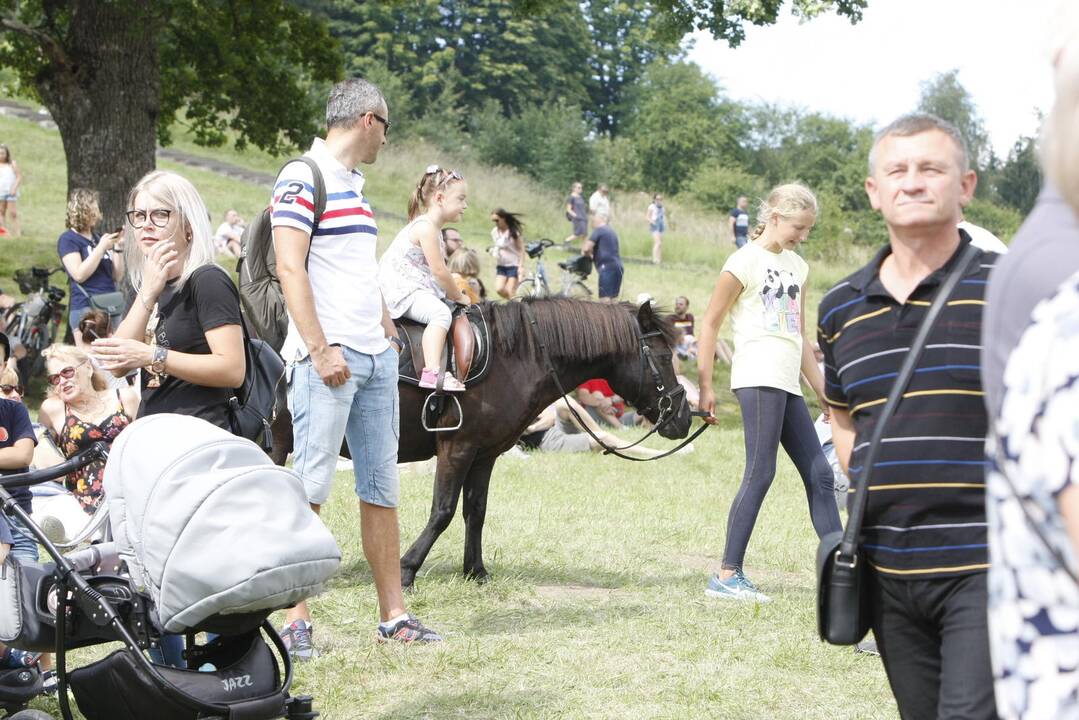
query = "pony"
(271, 298, 692, 587)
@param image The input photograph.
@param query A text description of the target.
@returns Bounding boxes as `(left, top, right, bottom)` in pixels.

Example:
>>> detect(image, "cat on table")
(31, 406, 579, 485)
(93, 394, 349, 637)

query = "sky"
(687, 0, 1059, 158)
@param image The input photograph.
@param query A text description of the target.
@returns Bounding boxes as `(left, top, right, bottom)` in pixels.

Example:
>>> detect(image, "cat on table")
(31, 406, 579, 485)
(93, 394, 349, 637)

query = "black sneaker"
(279, 620, 318, 662)
(377, 614, 443, 644)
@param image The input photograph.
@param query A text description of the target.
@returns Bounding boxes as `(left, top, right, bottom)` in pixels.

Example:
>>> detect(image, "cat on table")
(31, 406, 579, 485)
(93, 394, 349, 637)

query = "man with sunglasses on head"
(272, 78, 441, 660)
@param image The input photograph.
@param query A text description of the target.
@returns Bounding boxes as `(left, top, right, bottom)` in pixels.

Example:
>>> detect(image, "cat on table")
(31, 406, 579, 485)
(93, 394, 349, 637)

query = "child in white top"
(378, 165, 472, 391)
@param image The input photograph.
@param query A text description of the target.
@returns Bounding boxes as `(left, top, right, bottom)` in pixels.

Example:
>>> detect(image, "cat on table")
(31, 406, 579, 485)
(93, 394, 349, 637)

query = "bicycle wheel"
(515, 279, 543, 299)
(562, 281, 592, 299)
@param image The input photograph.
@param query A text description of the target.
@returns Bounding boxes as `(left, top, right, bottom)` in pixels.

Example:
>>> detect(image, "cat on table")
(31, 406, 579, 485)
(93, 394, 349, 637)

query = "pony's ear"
(636, 300, 655, 329)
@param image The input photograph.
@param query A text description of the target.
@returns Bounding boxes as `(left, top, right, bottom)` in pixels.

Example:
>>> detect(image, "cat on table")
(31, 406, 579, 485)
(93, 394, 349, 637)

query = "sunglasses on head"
(0, 384, 22, 396)
(47, 364, 82, 386)
(424, 164, 463, 181)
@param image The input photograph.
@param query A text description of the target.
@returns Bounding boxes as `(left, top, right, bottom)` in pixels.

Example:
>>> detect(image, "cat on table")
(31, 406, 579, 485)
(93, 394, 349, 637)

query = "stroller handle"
(0, 441, 109, 490)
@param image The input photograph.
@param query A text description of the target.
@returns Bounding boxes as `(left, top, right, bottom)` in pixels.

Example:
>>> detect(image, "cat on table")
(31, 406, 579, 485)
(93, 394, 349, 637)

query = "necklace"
(69, 393, 108, 420)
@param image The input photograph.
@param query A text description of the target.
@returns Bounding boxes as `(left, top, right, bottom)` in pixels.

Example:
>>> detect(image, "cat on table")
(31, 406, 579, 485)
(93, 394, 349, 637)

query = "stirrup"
(421, 392, 462, 433)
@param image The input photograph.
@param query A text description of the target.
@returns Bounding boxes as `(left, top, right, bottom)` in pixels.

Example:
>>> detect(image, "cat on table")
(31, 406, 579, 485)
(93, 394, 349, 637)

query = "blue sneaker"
(705, 570, 771, 603)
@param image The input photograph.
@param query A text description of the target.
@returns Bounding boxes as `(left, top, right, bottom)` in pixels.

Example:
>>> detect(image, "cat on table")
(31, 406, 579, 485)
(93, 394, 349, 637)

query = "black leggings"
(722, 386, 842, 571)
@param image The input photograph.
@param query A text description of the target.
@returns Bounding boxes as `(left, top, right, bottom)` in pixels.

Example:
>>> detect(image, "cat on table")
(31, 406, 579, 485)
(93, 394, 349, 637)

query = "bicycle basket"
(559, 255, 593, 279)
(525, 242, 546, 259)
(14, 269, 40, 295)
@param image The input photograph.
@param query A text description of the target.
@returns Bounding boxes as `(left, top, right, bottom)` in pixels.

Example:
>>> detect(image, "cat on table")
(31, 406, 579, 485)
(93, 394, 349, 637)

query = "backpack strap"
(292, 156, 325, 271)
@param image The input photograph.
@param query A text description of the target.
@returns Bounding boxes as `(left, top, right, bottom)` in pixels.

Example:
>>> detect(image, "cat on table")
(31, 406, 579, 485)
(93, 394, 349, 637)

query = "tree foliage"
(917, 69, 990, 172)
(994, 134, 1041, 216)
(0, 0, 341, 225)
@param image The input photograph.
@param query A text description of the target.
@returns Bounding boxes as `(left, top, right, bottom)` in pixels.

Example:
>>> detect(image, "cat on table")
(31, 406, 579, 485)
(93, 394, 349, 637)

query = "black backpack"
(228, 317, 285, 453)
(237, 156, 326, 352)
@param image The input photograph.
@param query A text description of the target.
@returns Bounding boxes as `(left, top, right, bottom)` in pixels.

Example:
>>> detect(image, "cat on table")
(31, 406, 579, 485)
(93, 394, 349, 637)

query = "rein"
(521, 303, 708, 462)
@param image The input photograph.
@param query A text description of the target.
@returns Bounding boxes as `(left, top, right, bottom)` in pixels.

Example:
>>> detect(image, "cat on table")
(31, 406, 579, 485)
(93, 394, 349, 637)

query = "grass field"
(0, 100, 904, 718)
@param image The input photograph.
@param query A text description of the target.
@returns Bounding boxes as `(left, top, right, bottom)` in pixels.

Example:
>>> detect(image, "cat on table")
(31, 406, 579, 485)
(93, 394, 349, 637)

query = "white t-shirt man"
(270, 138, 388, 361)
(958, 220, 1008, 254)
(589, 189, 610, 218)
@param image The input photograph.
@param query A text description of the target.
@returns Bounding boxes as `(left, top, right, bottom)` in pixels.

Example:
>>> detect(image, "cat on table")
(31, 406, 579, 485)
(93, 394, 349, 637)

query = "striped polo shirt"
(817, 233, 996, 579)
(270, 138, 389, 360)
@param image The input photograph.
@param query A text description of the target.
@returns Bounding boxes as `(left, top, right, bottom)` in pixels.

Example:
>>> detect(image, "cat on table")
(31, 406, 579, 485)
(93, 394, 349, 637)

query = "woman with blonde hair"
(38, 344, 138, 514)
(58, 188, 125, 346)
(90, 170, 244, 428)
(697, 182, 840, 603)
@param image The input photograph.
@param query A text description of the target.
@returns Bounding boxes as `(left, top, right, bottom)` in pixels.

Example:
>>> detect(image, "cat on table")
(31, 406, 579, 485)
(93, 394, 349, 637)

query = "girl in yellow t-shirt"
(697, 183, 841, 603)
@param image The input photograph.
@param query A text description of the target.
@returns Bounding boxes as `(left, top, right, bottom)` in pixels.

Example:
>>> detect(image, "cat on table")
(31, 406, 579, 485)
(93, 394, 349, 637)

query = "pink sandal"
(419, 367, 466, 392)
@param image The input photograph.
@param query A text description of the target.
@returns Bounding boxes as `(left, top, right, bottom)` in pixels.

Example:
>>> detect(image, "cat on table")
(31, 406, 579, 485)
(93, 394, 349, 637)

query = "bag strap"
(838, 242, 982, 562)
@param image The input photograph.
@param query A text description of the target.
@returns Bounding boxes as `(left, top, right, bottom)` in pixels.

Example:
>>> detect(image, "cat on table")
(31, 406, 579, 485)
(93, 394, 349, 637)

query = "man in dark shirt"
(668, 295, 697, 359)
(0, 395, 36, 562)
(729, 196, 750, 248)
(582, 212, 622, 300)
(818, 113, 997, 719)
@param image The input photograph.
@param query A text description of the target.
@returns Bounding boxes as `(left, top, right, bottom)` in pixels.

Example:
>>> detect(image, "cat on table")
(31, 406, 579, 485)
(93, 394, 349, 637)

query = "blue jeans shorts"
(287, 345, 400, 507)
(8, 513, 38, 563)
(598, 263, 623, 299)
(495, 265, 519, 279)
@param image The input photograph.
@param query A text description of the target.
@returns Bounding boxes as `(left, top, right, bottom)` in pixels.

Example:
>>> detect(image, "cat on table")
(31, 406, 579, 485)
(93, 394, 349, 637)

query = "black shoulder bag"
(816, 242, 981, 645)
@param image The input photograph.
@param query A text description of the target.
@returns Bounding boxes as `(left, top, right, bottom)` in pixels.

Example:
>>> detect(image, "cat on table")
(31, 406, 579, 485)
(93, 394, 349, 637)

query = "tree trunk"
(32, 1, 160, 231)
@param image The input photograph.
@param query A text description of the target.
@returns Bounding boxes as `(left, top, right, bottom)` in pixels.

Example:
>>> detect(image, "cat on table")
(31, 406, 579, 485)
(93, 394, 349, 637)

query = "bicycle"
(514, 239, 593, 299)
(4, 266, 66, 380)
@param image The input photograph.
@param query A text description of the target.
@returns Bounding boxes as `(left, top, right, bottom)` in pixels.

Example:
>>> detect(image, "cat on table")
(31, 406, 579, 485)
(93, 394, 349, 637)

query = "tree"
(625, 60, 741, 193)
(517, 0, 869, 44)
(0, 1, 340, 227)
(994, 135, 1041, 216)
(917, 69, 990, 172)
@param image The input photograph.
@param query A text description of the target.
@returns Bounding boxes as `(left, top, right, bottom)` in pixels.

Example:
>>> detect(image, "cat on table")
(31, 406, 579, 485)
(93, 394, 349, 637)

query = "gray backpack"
(104, 414, 341, 633)
(237, 157, 326, 352)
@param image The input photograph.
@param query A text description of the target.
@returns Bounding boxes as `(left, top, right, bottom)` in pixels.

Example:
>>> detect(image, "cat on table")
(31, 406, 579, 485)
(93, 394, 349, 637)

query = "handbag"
(817, 242, 981, 645)
(74, 282, 126, 317)
(227, 315, 285, 454)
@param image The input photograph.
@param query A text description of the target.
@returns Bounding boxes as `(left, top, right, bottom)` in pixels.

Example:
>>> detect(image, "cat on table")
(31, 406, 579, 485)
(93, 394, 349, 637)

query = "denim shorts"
(495, 265, 519, 279)
(597, 263, 623, 299)
(287, 345, 400, 507)
(9, 514, 39, 563)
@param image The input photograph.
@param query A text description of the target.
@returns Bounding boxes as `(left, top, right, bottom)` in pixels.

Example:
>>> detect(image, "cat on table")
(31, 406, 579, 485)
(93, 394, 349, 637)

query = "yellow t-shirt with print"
(721, 243, 808, 396)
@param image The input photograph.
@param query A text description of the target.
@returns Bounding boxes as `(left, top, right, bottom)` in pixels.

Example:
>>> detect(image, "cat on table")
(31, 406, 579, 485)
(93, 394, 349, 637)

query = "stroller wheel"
(7, 711, 55, 719)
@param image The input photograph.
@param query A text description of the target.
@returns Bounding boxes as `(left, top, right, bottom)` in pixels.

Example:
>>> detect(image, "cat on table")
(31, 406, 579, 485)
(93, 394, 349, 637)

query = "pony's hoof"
(465, 568, 490, 584)
(401, 569, 417, 591)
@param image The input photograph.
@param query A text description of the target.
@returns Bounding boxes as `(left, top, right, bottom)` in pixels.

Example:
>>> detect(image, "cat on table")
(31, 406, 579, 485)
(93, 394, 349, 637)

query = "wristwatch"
(150, 344, 168, 374)
(388, 336, 404, 353)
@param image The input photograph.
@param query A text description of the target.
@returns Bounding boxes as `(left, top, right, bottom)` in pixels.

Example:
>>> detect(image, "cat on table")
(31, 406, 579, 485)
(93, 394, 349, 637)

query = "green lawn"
(28, 430, 896, 719)
(1, 99, 897, 719)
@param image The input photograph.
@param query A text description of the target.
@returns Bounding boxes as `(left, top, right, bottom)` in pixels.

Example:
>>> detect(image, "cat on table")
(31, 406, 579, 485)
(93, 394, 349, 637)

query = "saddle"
(396, 304, 491, 388)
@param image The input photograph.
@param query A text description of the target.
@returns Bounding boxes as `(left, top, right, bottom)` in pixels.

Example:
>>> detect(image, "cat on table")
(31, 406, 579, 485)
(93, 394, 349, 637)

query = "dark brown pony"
(272, 298, 691, 588)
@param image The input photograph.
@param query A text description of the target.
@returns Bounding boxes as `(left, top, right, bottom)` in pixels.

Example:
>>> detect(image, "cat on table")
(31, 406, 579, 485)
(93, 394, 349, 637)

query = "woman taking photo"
(38, 344, 138, 515)
(58, 188, 125, 346)
(91, 170, 245, 429)
(697, 183, 840, 603)
(490, 207, 524, 299)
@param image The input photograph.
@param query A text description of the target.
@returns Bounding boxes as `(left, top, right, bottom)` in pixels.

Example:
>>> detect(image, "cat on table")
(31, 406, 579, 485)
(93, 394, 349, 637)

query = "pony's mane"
(486, 298, 678, 361)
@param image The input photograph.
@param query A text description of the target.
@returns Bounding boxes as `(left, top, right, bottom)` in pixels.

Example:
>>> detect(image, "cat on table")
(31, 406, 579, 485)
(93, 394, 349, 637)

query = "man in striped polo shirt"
(272, 78, 442, 657)
(818, 114, 997, 719)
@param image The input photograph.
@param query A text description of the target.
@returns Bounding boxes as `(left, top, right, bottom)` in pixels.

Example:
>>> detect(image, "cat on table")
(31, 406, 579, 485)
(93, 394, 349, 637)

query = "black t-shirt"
(138, 265, 242, 430)
(0, 398, 36, 512)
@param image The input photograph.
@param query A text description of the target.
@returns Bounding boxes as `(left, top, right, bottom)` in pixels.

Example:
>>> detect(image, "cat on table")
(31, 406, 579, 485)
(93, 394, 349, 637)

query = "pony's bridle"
(522, 304, 708, 462)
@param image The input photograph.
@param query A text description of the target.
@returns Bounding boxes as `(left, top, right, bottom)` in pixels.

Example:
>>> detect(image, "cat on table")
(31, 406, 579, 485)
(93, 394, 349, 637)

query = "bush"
(964, 198, 1023, 242)
(594, 135, 642, 190)
(468, 100, 597, 192)
(684, 163, 765, 214)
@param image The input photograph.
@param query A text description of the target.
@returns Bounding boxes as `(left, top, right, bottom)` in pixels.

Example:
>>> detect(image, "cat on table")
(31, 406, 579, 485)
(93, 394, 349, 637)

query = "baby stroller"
(0, 414, 342, 720)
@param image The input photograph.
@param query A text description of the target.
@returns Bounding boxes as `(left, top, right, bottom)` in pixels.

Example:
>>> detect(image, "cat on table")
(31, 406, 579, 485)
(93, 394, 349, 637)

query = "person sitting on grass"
(668, 295, 697, 359)
(518, 395, 691, 459)
(378, 165, 472, 392)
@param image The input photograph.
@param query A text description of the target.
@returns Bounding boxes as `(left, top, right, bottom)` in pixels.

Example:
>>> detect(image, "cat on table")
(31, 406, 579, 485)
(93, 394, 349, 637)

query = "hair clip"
(425, 164, 440, 174)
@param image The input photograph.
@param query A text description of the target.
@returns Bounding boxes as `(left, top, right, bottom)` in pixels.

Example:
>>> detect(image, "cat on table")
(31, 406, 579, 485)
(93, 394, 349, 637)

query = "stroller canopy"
(104, 414, 341, 633)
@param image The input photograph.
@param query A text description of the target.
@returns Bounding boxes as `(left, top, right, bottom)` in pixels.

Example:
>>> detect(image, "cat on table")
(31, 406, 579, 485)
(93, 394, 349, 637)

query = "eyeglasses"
(370, 112, 391, 135)
(125, 208, 173, 229)
(47, 363, 84, 386)
(0, 384, 22, 397)
(425, 165, 463, 181)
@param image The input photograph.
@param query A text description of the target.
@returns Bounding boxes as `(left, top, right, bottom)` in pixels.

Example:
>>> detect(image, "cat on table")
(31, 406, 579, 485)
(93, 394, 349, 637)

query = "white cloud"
(687, 0, 1057, 157)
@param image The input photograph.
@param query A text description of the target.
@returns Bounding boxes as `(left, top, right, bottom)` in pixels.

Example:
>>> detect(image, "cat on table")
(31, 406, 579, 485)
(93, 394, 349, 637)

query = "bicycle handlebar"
(0, 441, 110, 490)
